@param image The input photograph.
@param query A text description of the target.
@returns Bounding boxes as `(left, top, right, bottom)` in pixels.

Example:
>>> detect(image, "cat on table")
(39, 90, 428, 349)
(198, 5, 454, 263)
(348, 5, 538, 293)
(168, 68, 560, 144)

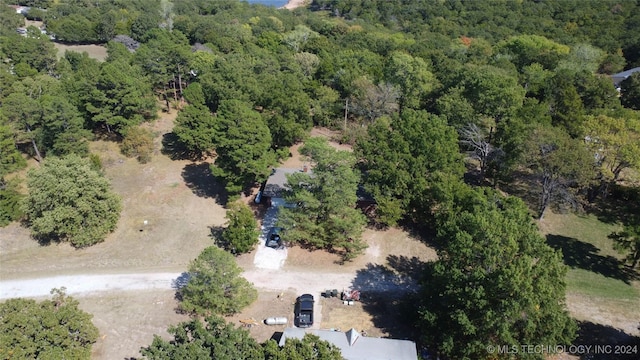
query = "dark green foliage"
(0, 34, 57, 73)
(610, 221, 640, 269)
(419, 191, 576, 359)
(140, 317, 344, 360)
(140, 316, 264, 360)
(173, 104, 217, 158)
(0, 179, 23, 227)
(179, 246, 257, 316)
(210, 100, 277, 196)
(0, 288, 99, 359)
(220, 202, 259, 254)
(546, 70, 585, 137)
(22, 155, 122, 247)
(621, 72, 640, 110)
(264, 334, 345, 360)
(355, 110, 464, 226)
(0, 117, 26, 181)
(278, 137, 367, 261)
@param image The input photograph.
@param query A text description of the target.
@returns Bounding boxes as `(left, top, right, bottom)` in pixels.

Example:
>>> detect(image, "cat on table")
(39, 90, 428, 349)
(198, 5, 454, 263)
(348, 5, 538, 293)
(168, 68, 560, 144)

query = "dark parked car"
(294, 294, 314, 328)
(266, 227, 282, 248)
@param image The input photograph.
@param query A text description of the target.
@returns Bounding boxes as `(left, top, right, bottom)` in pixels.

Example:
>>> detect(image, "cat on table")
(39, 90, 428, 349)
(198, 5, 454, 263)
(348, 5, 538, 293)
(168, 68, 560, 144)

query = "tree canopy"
(178, 246, 257, 316)
(22, 154, 122, 247)
(418, 190, 576, 359)
(278, 137, 367, 261)
(0, 288, 99, 359)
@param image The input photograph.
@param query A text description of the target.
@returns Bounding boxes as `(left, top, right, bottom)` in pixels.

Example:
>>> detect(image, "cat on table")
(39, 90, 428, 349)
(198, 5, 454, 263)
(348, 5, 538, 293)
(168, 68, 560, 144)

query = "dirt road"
(0, 267, 417, 300)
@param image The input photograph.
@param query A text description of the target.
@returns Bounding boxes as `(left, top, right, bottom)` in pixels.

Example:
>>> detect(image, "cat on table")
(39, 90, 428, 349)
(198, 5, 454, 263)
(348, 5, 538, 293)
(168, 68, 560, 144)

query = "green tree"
(0, 288, 99, 359)
(546, 70, 585, 137)
(220, 202, 259, 254)
(523, 126, 595, 219)
(264, 334, 344, 360)
(0, 179, 24, 227)
(22, 155, 122, 247)
(620, 72, 640, 110)
(0, 117, 26, 187)
(173, 104, 217, 159)
(140, 316, 264, 360)
(419, 192, 576, 359)
(355, 110, 464, 226)
(179, 246, 257, 316)
(610, 221, 640, 269)
(383, 51, 436, 110)
(496, 34, 570, 70)
(210, 100, 277, 196)
(278, 137, 367, 261)
(582, 114, 640, 183)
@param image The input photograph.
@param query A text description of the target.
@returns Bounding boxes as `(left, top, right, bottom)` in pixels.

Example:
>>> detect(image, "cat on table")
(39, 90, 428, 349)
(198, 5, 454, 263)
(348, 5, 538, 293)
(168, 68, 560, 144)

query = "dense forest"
(1, 0, 640, 358)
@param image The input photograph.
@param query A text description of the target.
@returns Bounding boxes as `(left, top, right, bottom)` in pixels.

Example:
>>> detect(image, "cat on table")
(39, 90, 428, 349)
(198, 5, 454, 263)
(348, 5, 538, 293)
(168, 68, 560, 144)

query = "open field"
(53, 43, 108, 61)
(540, 211, 640, 338)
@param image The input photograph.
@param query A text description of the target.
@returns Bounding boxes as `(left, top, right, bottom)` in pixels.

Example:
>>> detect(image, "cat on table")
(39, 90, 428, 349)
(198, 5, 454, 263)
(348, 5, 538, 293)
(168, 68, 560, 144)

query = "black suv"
(294, 294, 314, 328)
(266, 227, 282, 248)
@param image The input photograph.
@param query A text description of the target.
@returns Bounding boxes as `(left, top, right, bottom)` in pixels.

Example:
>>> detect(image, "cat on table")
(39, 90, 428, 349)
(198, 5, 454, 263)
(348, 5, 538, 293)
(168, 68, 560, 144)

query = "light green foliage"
(497, 34, 570, 70)
(582, 114, 640, 182)
(179, 246, 257, 315)
(210, 100, 277, 196)
(0, 288, 99, 359)
(384, 51, 436, 110)
(419, 191, 576, 360)
(557, 43, 605, 74)
(140, 316, 264, 360)
(173, 104, 217, 158)
(221, 202, 259, 254)
(22, 155, 122, 247)
(355, 110, 464, 226)
(120, 126, 155, 163)
(523, 126, 595, 219)
(264, 334, 345, 360)
(278, 137, 366, 261)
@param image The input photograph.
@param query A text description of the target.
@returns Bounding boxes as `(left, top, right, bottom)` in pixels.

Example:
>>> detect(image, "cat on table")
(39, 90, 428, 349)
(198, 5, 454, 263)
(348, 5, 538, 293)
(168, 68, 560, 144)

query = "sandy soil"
(283, 0, 309, 10)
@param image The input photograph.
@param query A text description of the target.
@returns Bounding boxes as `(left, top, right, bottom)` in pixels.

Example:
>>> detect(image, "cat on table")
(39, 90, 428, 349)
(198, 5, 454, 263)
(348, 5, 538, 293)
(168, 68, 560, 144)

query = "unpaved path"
(0, 267, 417, 300)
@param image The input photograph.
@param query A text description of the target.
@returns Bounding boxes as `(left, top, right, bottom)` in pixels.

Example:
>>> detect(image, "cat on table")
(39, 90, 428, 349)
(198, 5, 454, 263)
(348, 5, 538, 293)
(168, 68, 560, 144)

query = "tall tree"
(610, 221, 640, 269)
(210, 100, 277, 196)
(22, 155, 122, 247)
(546, 70, 585, 137)
(419, 192, 576, 359)
(0, 117, 26, 187)
(383, 51, 436, 110)
(355, 110, 464, 226)
(0, 288, 99, 359)
(220, 202, 259, 255)
(620, 72, 640, 110)
(179, 246, 257, 316)
(523, 126, 595, 219)
(173, 104, 217, 158)
(278, 137, 367, 261)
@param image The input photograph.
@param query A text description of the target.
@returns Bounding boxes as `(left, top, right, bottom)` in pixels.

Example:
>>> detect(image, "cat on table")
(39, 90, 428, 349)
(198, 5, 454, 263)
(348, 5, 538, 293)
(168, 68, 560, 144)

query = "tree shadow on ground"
(161, 132, 198, 161)
(586, 184, 640, 226)
(181, 162, 228, 205)
(172, 272, 191, 290)
(571, 321, 640, 359)
(546, 234, 638, 284)
(350, 261, 425, 340)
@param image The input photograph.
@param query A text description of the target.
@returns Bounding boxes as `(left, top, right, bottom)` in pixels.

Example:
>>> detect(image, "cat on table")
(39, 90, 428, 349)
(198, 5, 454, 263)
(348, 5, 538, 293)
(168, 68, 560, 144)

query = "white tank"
(264, 317, 287, 325)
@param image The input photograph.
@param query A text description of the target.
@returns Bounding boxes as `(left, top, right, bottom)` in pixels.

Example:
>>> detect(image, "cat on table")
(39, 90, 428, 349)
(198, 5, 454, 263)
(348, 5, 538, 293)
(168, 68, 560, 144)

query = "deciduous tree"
(179, 246, 257, 315)
(0, 288, 99, 359)
(22, 155, 122, 247)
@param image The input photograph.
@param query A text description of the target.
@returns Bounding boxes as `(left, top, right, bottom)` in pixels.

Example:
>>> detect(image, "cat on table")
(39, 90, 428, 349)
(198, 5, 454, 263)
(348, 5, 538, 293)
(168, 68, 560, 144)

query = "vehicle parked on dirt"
(294, 294, 314, 328)
(266, 227, 283, 248)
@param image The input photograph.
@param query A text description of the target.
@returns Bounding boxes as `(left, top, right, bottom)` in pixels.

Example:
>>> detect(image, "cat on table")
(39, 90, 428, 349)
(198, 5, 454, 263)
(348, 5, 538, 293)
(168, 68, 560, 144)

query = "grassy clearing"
(566, 268, 638, 300)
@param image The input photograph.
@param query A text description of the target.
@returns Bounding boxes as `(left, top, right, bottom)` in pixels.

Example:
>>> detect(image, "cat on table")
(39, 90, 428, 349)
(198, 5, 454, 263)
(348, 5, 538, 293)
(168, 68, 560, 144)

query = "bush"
(121, 126, 154, 163)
